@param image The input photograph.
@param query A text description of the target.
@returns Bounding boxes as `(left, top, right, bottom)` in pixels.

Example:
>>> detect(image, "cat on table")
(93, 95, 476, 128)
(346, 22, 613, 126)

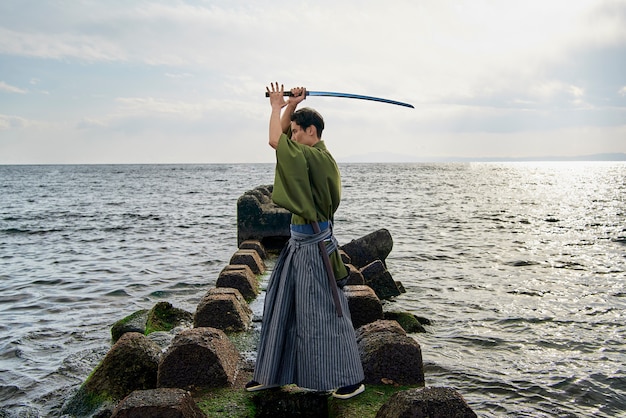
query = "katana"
(265, 90, 414, 109)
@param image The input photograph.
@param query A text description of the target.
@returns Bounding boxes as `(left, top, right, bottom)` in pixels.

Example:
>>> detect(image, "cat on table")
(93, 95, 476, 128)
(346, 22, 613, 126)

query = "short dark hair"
(291, 107, 324, 138)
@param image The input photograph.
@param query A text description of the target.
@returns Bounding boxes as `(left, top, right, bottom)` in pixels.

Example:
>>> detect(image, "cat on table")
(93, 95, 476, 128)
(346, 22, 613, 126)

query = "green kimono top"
(272, 132, 348, 281)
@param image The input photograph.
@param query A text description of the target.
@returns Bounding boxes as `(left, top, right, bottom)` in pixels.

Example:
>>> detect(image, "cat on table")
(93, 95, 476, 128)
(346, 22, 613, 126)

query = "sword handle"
(265, 91, 309, 97)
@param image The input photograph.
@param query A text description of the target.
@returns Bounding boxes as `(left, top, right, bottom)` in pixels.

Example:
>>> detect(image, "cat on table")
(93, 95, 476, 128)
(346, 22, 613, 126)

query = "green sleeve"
(272, 134, 318, 222)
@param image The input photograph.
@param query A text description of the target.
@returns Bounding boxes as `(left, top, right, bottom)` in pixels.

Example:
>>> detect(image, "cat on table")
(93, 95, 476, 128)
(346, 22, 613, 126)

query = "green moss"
(61, 385, 114, 416)
(383, 311, 426, 333)
(329, 384, 420, 418)
(196, 387, 256, 417)
(118, 309, 147, 326)
(110, 309, 148, 342)
(145, 302, 192, 335)
(193, 384, 420, 418)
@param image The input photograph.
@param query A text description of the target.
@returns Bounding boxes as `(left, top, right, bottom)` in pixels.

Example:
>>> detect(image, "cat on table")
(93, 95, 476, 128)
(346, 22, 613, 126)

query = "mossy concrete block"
(111, 309, 148, 343)
(252, 386, 329, 418)
(237, 185, 291, 250)
(356, 320, 424, 386)
(383, 312, 427, 333)
(146, 302, 193, 335)
(111, 388, 207, 418)
(84, 332, 161, 402)
(360, 260, 401, 300)
(193, 287, 252, 332)
(216, 264, 259, 301)
(157, 327, 240, 390)
(344, 285, 383, 329)
(376, 387, 477, 418)
(341, 229, 393, 269)
(239, 239, 267, 259)
(230, 249, 266, 275)
(345, 263, 365, 285)
(356, 320, 407, 341)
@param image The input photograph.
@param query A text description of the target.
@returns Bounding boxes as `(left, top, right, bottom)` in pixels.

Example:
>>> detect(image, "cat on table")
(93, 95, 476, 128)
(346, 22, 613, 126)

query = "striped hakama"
(253, 226, 364, 391)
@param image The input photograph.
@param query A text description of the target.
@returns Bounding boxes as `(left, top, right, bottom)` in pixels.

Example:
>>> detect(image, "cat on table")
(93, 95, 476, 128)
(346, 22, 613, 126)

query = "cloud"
(0, 81, 27, 94)
(0, 114, 33, 129)
(1, 0, 624, 164)
(0, 27, 126, 62)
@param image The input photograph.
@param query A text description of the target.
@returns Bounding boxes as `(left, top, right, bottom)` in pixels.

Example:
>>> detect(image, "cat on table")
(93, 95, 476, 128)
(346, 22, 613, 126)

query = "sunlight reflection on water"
(0, 162, 624, 417)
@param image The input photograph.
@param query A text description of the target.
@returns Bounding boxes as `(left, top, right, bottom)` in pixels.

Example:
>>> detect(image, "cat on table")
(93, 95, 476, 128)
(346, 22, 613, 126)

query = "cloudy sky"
(1, 0, 625, 164)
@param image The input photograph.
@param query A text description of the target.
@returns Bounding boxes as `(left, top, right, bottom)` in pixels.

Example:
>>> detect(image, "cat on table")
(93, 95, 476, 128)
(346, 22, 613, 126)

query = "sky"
(1, 0, 625, 164)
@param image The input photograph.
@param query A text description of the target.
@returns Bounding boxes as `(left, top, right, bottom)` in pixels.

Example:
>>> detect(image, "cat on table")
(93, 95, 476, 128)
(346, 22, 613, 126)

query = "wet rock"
(356, 319, 406, 339)
(216, 264, 259, 301)
(360, 260, 401, 299)
(344, 263, 365, 285)
(111, 309, 148, 343)
(376, 386, 477, 418)
(344, 285, 383, 329)
(356, 320, 424, 386)
(157, 327, 240, 389)
(237, 185, 291, 250)
(341, 229, 393, 269)
(239, 239, 267, 259)
(252, 386, 330, 418)
(146, 330, 177, 350)
(230, 249, 266, 275)
(111, 388, 207, 418)
(146, 302, 193, 334)
(396, 281, 406, 293)
(85, 332, 161, 401)
(194, 287, 252, 332)
(384, 311, 428, 333)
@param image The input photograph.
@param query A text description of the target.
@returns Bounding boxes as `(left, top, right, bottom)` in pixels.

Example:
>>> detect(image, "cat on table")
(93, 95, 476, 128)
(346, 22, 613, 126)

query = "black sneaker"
(245, 380, 280, 392)
(332, 383, 365, 399)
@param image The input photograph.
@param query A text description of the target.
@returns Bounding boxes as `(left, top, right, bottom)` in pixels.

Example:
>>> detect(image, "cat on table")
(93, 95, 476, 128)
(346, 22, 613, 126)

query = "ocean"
(0, 162, 624, 417)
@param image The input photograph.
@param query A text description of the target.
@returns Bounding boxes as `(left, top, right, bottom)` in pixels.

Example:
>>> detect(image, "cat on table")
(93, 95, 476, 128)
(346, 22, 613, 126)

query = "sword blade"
(307, 91, 414, 108)
(265, 90, 414, 108)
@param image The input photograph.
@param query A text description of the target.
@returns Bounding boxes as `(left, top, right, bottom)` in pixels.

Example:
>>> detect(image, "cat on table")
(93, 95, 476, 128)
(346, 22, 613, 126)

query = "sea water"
(0, 162, 624, 417)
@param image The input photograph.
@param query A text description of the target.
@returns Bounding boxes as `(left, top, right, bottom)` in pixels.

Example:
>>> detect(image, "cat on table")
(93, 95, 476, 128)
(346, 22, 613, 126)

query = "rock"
(341, 229, 393, 269)
(146, 330, 177, 350)
(237, 185, 291, 250)
(339, 249, 351, 265)
(384, 312, 427, 333)
(356, 320, 424, 386)
(194, 287, 252, 332)
(111, 388, 207, 418)
(415, 316, 432, 326)
(146, 302, 193, 334)
(84, 332, 161, 401)
(230, 249, 266, 275)
(157, 327, 240, 389)
(396, 281, 406, 293)
(239, 239, 267, 259)
(356, 319, 406, 341)
(344, 285, 383, 329)
(376, 387, 477, 418)
(252, 386, 330, 418)
(216, 264, 259, 301)
(360, 260, 401, 299)
(111, 309, 148, 343)
(344, 263, 365, 285)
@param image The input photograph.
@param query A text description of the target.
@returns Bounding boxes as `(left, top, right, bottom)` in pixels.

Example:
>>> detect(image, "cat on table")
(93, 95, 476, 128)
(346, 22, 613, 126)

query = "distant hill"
(338, 153, 626, 163)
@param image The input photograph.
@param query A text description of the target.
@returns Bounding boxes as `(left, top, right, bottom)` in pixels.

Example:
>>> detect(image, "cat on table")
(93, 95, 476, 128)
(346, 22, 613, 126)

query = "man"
(245, 82, 365, 399)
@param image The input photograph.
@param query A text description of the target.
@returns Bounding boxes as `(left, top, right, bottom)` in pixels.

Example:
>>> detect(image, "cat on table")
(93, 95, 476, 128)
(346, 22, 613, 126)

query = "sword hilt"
(265, 91, 308, 97)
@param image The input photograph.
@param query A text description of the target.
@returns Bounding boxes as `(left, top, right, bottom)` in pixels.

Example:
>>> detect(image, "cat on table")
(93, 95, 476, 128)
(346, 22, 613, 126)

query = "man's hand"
(266, 82, 287, 110)
(288, 87, 307, 107)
